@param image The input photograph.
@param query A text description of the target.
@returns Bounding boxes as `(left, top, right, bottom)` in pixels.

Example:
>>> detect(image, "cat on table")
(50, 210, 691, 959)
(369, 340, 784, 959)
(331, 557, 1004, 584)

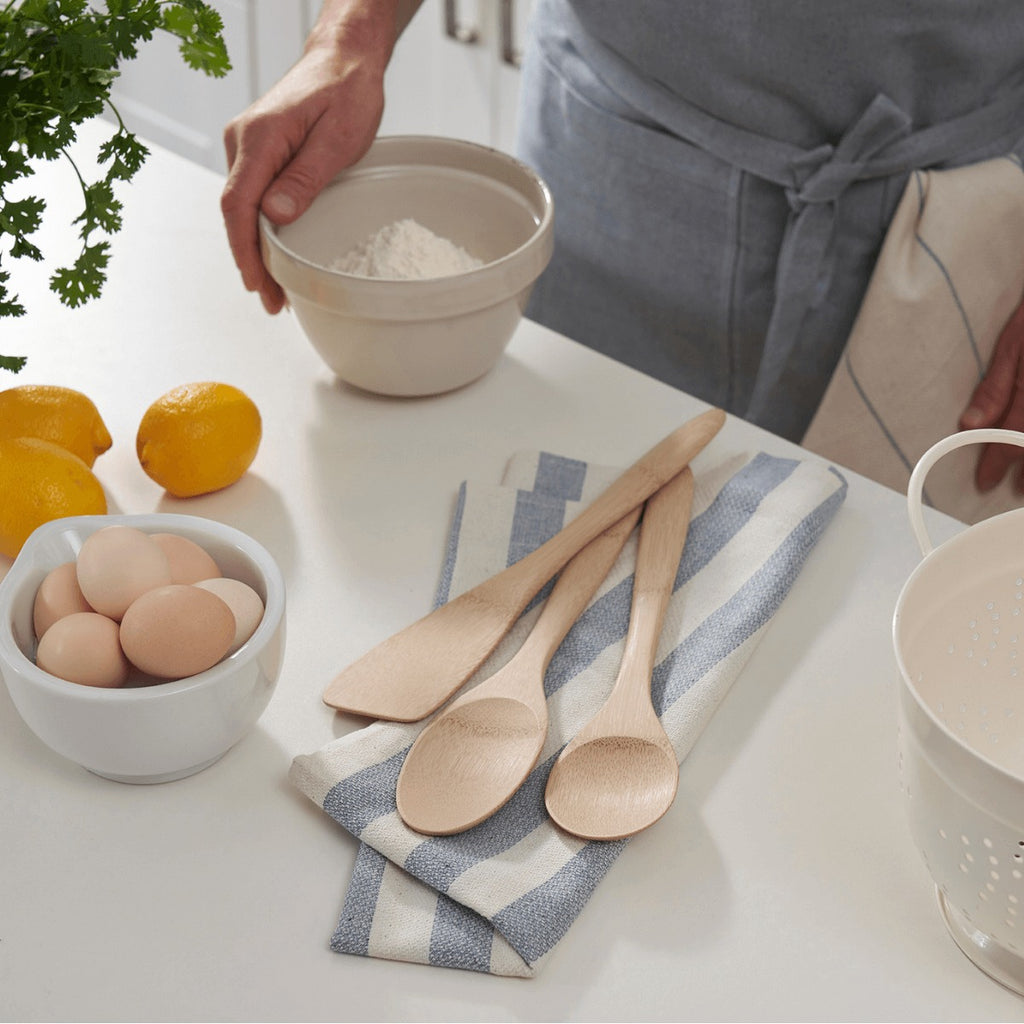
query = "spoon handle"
(518, 506, 642, 667)
(613, 467, 695, 718)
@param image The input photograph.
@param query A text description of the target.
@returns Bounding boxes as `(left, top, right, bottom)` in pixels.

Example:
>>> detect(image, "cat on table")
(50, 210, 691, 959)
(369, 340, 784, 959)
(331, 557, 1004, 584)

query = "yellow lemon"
(136, 382, 262, 498)
(0, 437, 107, 559)
(0, 384, 112, 467)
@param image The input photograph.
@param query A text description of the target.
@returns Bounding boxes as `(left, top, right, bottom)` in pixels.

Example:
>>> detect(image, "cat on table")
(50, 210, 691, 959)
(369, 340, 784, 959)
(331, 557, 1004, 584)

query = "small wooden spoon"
(323, 408, 724, 721)
(544, 467, 694, 842)
(396, 507, 641, 836)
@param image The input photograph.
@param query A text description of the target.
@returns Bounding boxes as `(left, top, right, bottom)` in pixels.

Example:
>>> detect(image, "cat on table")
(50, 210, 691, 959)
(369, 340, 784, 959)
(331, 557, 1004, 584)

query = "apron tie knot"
(768, 95, 914, 344)
(785, 94, 914, 212)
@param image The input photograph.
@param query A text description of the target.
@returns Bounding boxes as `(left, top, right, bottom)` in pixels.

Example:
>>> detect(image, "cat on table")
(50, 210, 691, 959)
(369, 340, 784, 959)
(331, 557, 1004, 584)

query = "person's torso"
(562, 0, 1024, 147)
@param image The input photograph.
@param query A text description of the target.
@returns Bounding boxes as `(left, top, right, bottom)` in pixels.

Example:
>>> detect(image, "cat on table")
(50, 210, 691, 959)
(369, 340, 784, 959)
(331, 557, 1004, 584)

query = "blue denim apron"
(516, 0, 1024, 440)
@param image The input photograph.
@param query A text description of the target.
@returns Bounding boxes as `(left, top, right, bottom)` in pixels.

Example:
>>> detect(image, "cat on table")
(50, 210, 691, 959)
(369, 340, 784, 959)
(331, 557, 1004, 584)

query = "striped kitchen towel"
(802, 155, 1024, 524)
(290, 445, 847, 977)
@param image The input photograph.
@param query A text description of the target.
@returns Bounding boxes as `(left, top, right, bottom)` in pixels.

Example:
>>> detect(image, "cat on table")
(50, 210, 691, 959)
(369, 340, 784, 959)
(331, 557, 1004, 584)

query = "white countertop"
(2, 124, 1021, 1022)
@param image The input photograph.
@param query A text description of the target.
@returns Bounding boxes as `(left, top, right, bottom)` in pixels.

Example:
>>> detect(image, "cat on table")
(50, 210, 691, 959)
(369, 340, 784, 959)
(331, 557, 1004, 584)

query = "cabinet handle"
(444, 0, 479, 44)
(499, 0, 522, 68)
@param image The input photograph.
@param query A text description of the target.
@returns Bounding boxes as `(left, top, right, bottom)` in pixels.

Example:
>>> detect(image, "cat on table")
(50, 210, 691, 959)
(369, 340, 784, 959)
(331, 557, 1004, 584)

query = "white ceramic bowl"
(0, 514, 286, 784)
(260, 135, 554, 396)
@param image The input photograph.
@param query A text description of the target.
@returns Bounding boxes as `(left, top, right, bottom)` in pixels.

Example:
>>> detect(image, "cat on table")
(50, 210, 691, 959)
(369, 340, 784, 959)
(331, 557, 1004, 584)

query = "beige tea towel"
(802, 155, 1024, 523)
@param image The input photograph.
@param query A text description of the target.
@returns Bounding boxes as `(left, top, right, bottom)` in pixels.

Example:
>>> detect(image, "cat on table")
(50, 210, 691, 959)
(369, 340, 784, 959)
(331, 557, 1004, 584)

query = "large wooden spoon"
(395, 506, 641, 836)
(544, 467, 694, 842)
(323, 408, 724, 721)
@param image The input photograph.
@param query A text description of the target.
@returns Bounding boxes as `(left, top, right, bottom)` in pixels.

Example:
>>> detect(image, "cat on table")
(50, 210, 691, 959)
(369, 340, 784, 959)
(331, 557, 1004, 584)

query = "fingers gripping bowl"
(0, 514, 285, 784)
(259, 135, 554, 396)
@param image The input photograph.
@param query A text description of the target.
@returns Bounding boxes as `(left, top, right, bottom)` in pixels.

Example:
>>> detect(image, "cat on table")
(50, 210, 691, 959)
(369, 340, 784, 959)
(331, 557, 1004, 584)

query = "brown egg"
(151, 532, 221, 584)
(76, 525, 172, 621)
(36, 611, 130, 688)
(195, 577, 264, 653)
(119, 584, 235, 679)
(33, 561, 94, 639)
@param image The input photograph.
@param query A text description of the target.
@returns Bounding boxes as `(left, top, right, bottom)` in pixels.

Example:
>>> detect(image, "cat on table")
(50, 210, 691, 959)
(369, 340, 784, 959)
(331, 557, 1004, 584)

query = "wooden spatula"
(322, 407, 725, 721)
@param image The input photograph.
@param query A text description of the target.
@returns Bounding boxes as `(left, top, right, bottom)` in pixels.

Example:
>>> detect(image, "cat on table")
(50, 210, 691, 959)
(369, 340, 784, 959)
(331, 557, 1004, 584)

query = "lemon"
(0, 384, 112, 467)
(0, 437, 107, 559)
(136, 382, 262, 498)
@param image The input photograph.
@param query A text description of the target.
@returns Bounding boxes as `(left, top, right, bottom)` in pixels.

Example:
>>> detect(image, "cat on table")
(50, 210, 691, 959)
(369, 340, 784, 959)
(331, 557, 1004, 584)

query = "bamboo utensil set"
(324, 408, 725, 839)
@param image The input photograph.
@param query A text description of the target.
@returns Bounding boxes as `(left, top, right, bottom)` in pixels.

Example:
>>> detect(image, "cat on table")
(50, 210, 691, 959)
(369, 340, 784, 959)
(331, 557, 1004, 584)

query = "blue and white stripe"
(290, 446, 846, 976)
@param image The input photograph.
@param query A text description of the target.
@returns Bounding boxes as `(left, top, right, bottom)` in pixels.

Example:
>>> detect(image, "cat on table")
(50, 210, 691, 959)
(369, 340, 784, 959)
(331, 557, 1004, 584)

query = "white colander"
(895, 428, 1024, 996)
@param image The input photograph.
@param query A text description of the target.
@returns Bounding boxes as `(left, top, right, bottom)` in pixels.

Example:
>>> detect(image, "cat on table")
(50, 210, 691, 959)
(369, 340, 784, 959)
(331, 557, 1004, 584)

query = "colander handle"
(908, 427, 1024, 556)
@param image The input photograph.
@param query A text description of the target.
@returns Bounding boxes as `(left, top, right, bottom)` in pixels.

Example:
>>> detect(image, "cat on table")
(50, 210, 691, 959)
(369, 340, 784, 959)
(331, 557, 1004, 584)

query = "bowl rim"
(892, 507, 1024, 788)
(0, 512, 285, 702)
(258, 134, 555, 293)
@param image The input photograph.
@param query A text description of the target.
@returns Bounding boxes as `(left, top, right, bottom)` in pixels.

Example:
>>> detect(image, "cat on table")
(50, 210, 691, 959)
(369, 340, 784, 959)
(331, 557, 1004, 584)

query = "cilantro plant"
(0, 0, 231, 372)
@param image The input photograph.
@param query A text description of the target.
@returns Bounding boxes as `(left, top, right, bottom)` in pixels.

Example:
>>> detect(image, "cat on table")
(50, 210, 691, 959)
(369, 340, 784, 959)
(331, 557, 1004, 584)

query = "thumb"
(262, 187, 303, 224)
(261, 167, 322, 225)
(261, 125, 370, 225)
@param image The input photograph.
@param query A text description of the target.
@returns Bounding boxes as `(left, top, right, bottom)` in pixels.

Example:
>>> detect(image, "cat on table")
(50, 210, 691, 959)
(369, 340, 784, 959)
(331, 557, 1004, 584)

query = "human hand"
(960, 298, 1024, 491)
(220, 33, 387, 313)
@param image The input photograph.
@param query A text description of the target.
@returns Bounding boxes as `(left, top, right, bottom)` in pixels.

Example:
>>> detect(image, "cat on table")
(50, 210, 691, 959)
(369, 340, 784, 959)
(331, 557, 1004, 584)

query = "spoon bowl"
(542, 735, 678, 841)
(544, 468, 694, 841)
(397, 697, 546, 834)
(397, 509, 641, 835)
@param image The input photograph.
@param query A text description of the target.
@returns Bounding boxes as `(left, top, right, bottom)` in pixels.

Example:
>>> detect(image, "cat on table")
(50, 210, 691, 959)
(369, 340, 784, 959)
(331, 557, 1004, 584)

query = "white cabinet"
(104, 0, 531, 176)
(381, 0, 531, 153)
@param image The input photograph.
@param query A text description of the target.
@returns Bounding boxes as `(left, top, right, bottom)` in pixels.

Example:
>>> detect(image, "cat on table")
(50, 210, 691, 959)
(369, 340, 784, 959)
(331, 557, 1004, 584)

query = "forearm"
(304, 0, 427, 70)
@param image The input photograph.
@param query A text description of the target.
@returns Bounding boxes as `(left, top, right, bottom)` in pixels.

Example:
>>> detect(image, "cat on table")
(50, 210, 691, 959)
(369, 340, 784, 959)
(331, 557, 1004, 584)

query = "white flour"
(331, 218, 483, 279)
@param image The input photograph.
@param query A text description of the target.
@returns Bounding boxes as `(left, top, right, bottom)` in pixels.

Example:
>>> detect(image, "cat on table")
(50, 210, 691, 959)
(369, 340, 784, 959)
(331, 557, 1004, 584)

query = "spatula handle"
(484, 408, 723, 609)
(522, 505, 642, 663)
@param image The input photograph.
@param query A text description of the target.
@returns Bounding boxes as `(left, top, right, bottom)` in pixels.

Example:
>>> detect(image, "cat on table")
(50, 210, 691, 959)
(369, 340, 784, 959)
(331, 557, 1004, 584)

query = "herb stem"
(58, 146, 92, 222)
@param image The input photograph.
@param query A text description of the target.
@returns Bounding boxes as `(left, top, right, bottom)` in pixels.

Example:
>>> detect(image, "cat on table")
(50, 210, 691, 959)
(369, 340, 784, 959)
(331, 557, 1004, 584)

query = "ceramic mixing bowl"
(259, 135, 554, 396)
(0, 513, 285, 784)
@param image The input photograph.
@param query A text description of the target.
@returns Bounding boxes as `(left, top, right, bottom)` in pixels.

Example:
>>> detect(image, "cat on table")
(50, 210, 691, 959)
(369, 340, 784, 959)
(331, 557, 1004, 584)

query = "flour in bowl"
(331, 218, 483, 279)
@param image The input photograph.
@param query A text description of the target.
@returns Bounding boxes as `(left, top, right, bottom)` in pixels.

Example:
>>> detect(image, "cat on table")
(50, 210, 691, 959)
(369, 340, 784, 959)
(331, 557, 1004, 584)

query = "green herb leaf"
(162, 2, 230, 77)
(1, 196, 46, 239)
(49, 240, 110, 307)
(98, 130, 149, 181)
(0, 268, 27, 319)
(0, 0, 232, 372)
(75, 179, 123, 237)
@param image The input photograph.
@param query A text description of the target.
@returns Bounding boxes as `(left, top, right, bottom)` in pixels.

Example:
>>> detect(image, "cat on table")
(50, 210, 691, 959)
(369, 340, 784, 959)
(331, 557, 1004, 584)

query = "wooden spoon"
(544, 466, 694, 842)
(322, 408, 724, 721)
(396, 507, 641, 836)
